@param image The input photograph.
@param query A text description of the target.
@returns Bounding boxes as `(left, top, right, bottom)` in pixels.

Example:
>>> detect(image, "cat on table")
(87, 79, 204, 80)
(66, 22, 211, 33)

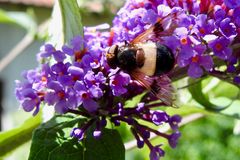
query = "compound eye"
(106, 45, 119, 69)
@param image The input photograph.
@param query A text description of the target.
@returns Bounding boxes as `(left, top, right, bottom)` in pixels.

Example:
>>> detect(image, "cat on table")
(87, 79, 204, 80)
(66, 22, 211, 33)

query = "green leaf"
(49, 0, 83, 46)
(213, 98, 240, 119)
(28, 115, 83, 160)
(124, 92, 146, 108)
(84, 128, 125, 160)
(0, 113, 42, 157)
(0, 9, 37, 32)
(188, 78, 214, 108)
(0, 9, 16, 24)
(188, 78, 227, 111)
(28, 115, 125, 160)
(59, 0, 83, 43)
(210, 80, 239, 99)
(187, 77, 240, 119)
(166, 105, 208, 116)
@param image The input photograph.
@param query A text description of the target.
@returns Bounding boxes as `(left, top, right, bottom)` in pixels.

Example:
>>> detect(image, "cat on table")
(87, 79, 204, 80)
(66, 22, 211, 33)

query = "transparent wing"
(131, 70, 175, 106)
(130, 12, 180, 44)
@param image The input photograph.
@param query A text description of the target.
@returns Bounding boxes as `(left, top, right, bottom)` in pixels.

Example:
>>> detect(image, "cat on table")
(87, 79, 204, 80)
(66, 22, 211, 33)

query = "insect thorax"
(117, 47, 138, 71)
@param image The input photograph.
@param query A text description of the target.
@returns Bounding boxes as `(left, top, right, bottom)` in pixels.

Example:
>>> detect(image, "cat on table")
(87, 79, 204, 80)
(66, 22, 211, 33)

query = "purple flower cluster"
(15, 0, 240, 159)
(112, 0, 240, 83)
(16, 29, 134, 114)
(16, 24, 181, 160)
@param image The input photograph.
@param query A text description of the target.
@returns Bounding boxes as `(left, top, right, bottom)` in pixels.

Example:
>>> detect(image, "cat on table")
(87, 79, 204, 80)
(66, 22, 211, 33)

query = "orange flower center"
(112, 80, 118, 85)
(215, 43, 223, 51)
(75, 48, 87, 62)
(180, 37, 188, 45)
(41, 76, 47, 82)
(37, 92, 45, 97)
(72, 76, 79, 81)
(34, 98, 39, 103)
(57, 91, 65, 99)
(199, 27, 205, 34)
(94, 59, 99, 65)
(75, 51, 82, 62)
(91, 80, 96, 85)
(191, 56, 199, 63)
(59, 72, 64, 76)
(189, 24, 194, 30)
(82, 93, 88, 99)
(224, 28, 230, 34)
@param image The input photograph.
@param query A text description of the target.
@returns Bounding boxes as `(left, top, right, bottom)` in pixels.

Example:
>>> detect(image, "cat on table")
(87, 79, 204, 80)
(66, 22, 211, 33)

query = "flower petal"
(83, 99, 99, 112)
(188, 63, 203, 78)
(55, 100, 69, 114)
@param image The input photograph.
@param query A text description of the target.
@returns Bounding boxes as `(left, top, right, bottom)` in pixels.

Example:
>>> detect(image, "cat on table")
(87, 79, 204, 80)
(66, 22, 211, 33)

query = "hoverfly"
(106, 12, 181, 106)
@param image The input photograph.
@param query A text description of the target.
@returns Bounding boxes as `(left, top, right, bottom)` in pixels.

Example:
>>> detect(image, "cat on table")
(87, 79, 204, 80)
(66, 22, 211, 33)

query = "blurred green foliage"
(163, 115, 240, 160)
(0, 112, 42, 157)
(126, 115, 240, 160)
(0, 9, 36, 33)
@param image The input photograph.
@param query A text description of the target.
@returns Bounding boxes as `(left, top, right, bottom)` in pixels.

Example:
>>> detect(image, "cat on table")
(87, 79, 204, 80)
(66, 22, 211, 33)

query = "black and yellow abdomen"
(137, 42, 175, 76)
(155, 43, 175, 75)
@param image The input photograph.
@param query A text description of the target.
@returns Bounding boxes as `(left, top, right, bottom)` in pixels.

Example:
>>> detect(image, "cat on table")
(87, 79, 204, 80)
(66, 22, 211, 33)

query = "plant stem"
(124, 113, 204, 151)
(68, 109, 91, 117)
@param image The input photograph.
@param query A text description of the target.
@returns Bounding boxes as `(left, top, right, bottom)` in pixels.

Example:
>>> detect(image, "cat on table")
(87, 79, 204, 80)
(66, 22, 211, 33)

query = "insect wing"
(130, 12, 180, 44)
(131, 71, 175, 106)
(130, 26, 156, 44)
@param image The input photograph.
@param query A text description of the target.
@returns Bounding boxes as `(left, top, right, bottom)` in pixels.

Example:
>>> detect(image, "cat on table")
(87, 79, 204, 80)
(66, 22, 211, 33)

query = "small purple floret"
(70, 128, 84, 141)
(168, 131, 181, 148)
(150, 145, 165, 160)
(152, 111, 169, 125)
